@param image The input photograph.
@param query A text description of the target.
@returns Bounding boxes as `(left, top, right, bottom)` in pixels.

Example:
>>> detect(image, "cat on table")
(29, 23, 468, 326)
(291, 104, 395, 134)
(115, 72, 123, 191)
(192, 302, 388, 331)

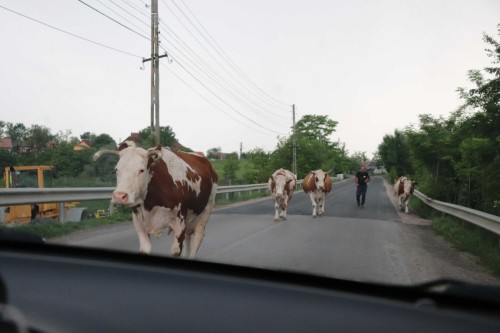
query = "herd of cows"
(93, 142, 417, 258)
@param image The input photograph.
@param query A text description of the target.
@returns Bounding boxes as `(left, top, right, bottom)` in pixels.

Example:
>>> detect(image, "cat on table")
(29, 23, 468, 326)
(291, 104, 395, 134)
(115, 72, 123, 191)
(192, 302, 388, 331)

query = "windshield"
(0, 1, 499, 288)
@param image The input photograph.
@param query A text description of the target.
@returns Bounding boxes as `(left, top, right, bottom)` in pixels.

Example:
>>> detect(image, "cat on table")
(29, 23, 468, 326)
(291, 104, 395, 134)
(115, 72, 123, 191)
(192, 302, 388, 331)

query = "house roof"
(0, 138, 13, 149)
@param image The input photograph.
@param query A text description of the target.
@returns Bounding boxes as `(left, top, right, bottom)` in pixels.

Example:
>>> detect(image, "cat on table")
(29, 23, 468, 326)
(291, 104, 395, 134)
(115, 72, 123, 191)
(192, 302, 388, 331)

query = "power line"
(78, 0, 290, 133)
(159, 62, 279, 136)
(0, 4, 142, 59)
(162, 55, 288, 135)
(157, 25, 289, 126)
(1, 2, 291, 137)
(160, 1, 288, 121)
(164, 0, 290, 114)
(177, 0, 291, 109)
(77, 0, 150, 40)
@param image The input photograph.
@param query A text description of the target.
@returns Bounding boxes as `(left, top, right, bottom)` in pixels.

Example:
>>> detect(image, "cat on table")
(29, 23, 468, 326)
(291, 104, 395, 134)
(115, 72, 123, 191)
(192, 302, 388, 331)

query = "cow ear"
(118, 140, 136, 151)
(147, 150, 162, 168)
(148, 150, 162, 161)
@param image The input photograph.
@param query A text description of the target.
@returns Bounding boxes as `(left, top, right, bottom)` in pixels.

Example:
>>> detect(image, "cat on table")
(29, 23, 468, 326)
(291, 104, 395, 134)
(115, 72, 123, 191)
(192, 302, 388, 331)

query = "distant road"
(50, 176, 499, 286)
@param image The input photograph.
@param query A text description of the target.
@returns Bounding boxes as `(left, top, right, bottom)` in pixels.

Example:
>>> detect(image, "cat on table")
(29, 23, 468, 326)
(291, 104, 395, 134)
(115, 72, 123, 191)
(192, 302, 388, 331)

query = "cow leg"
(404, 200, 410, 214)
(187, 199, 214, 258)
(274, 201, 280, 222)
(281, 206, 287, 220)
(309, 193, 317, 217)
(183, 236, 192, 259)
(189, 223, 206, 259)
(318, 195, 325, 216)
(132, 212, 151, 254)
(170, 215, 186, 257)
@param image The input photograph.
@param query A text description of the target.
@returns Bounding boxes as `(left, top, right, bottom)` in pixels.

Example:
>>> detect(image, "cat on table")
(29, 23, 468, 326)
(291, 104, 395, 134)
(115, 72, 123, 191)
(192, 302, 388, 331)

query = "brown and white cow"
(93, 141, 218, 258)
(302, 169, 332, 217)
(267, 168, 297, 222)
(394, 176, 417, 213)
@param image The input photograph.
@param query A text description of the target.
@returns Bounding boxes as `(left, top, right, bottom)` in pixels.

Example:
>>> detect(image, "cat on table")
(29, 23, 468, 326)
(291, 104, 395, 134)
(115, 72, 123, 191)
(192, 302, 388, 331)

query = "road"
(50, 176, 499, 286)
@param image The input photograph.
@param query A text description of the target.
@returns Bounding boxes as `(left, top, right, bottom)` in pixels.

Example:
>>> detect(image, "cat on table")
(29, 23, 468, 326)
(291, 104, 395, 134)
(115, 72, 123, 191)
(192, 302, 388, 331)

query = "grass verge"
(412, 199, 500, 278)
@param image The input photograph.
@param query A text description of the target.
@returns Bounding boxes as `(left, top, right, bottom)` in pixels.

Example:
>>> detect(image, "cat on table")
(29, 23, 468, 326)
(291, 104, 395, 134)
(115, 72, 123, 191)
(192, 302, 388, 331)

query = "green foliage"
(294, 114, 339, 144)
(241, 148, 274, 183)
(92, 133, 116, 148)
(378, 129, 412, 178)
(138, 126, 178, 149)
(377, 24, 500, 215)
(222, 155, 240, 184)
(431, 216, 500, 277)
(0, 149, 17, 183)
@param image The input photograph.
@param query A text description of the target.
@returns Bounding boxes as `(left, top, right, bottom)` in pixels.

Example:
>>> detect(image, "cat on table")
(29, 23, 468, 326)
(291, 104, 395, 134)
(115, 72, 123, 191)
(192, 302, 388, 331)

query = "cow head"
(398, 177, 417, 200)
(93, 141, 163, 206)
(311, 169, 331, 191)
(271, 171, 294, 199)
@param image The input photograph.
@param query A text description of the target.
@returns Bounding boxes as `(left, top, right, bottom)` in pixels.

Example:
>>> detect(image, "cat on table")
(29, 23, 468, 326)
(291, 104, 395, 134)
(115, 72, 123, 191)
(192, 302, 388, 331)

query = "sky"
(0, 0, 499, 159)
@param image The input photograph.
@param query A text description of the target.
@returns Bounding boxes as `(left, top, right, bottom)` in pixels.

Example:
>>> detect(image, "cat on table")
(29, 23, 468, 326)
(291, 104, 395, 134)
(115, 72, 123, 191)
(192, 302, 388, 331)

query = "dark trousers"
(356, 184, 367, 205)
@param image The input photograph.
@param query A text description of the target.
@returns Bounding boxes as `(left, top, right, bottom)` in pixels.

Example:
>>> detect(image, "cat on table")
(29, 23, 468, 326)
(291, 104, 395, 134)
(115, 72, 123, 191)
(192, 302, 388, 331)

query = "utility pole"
(150, 0, 160, 146)
(292, 104, 297, 176)
(142, 0, 168, 146)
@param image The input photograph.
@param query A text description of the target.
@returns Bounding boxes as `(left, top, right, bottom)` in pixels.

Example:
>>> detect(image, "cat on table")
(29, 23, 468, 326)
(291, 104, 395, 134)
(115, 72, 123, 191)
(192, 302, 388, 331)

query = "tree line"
(377, 25, 500, 216)
(0, 113, 367, 188)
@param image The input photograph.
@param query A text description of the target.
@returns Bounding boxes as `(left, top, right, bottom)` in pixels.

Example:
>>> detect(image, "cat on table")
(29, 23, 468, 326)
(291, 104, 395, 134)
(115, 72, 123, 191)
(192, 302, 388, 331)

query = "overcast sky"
(0, 0, 498, 158)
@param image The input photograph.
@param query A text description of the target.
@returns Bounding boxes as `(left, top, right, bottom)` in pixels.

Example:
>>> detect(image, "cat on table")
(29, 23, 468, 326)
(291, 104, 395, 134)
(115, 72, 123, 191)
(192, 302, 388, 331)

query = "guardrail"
(0, 184, 272, 224)
(3, 180, 497, 236)
(0, 180, 308, 224)
(413, 190, 500, 237)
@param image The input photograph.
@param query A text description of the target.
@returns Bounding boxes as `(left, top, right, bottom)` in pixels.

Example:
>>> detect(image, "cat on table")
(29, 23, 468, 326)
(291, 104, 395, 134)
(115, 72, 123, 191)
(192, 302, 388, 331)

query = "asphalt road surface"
(50, 176, 499, 286)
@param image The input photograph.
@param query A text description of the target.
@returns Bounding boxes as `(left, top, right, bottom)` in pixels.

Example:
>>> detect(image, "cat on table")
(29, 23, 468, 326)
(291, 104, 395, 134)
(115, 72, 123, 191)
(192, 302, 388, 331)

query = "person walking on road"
(354, 164, 371, 208)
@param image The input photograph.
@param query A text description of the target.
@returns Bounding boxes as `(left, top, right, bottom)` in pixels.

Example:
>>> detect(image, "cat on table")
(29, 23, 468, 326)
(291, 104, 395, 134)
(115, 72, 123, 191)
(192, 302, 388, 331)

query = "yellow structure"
(3, 166, 77, 224)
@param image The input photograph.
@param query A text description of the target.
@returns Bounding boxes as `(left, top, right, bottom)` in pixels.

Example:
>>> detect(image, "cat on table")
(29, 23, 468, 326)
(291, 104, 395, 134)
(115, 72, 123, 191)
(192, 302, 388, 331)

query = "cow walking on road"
(394, 176, 417, 213)
(268, 168, 297, 222)
(302, 169, 332, 217)
(93, 141, 218, 258)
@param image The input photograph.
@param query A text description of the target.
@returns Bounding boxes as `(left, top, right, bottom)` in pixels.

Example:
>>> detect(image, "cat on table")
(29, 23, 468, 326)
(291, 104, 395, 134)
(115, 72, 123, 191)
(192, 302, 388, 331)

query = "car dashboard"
(0, 237, 500, 333)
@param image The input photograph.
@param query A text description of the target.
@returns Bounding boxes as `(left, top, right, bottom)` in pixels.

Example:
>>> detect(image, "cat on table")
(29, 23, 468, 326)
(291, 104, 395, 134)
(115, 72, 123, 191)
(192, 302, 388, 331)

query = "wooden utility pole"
(292, 104, 297, 176)
(143, 0, 167, 145)
(150, 0, 160, 146)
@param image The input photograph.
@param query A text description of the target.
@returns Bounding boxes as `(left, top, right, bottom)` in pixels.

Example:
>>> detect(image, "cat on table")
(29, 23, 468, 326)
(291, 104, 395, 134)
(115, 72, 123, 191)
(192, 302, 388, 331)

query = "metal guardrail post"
(59, 202, 65, 223)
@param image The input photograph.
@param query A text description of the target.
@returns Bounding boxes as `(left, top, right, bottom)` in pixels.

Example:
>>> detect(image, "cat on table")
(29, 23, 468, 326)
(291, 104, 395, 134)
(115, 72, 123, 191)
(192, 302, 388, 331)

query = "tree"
(80, 132, 97, 142)
(93, 133, 116, 149)
(0, 121, 5, 139)
(207, 147, 222, 160)
(138, 126, 178, 148)
(294, 114, 338, 144)
(377, 129, 412, 180)
(241, 148, 272, 183)
(6, 123, 27, 153)
(25, 125, 54, 155)
(223, 155, 240, 185)
(0, 149, 17, 181)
